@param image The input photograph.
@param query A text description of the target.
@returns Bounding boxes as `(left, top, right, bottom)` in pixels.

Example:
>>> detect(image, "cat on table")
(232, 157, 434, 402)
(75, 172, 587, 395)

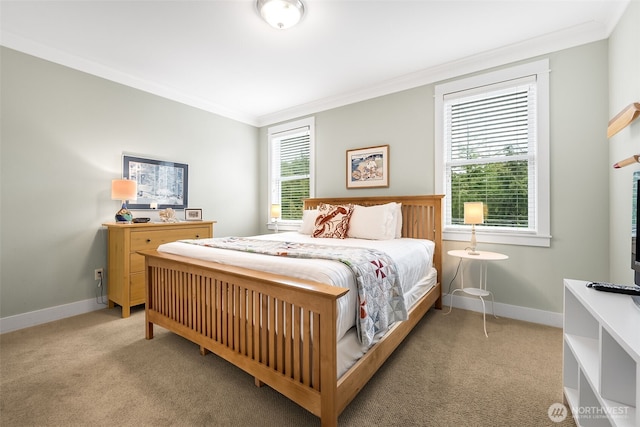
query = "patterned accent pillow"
(312, 203, 354, 238)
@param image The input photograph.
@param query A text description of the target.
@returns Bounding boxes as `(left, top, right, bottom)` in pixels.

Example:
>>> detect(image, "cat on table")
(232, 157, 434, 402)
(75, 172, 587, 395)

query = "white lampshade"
(257, 0, 304, 30)
(464, 202, 484, 225)
(270, 204, 281, 219)
(111, 179, 137, 201)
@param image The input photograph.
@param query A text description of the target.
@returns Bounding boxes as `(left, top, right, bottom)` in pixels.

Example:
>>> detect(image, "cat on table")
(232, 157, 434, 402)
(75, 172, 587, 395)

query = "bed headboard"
(303, 195, 444, 284)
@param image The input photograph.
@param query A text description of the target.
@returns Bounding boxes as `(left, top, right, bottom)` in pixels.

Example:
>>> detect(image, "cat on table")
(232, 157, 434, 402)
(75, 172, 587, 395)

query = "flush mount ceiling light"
(257, 0, 305, 30)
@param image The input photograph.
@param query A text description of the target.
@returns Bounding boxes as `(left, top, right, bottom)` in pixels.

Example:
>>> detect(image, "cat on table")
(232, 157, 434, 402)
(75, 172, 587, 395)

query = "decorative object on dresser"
(111, 179, 137, 223)
(102, 221, 215, 317)
(346, 145, 389, 189)
(159, 208, 178, 223)
(563, 279, 639, 426)
(464, 201, 484, 255)
(138, 195, 443, 427)
(184, 208, 203, 221)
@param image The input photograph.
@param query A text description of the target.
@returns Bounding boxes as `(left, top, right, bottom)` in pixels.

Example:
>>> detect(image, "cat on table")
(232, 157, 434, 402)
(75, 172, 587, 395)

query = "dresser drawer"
(130, 272, 146, 305)
(130, 253, 145, 273)
(130, 226, 210, 251)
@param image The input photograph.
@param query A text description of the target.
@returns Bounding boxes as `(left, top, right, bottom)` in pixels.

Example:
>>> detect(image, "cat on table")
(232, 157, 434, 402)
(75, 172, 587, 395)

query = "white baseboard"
(441, 293, 563, 328)
(0, 298, 108, 334)
(1, 293, 563, 334)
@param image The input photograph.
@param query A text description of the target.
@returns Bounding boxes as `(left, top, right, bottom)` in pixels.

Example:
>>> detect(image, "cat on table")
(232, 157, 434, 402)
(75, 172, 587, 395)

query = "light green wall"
(609, 1, 640, 285)
(315, 87, 436, 196)
(3, 10, 631, 320)
(0, 47, 259, 318)
(260, 41, 610, 315)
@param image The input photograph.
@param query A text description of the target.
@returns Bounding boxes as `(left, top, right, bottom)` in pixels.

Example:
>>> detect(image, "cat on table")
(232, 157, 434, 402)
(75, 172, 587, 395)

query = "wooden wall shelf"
(613, 154, 639, 169)
(608, 102, 640, 138)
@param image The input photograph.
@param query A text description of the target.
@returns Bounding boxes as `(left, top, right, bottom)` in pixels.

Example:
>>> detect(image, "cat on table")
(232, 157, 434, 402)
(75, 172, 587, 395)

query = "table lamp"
(270, 204, 281, 233)
(111, 179, 137, 223)
(464, 202, 484, 255)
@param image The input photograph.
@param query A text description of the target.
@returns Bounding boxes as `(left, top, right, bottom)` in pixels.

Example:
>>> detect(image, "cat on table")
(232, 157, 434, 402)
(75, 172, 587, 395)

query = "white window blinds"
(269, 120, 313, 221)
(444, 76, 537, 231)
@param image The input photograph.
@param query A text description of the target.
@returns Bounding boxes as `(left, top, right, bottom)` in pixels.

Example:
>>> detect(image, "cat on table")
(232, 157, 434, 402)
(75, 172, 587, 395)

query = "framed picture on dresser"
(123, 155, 188, 210)
(185, 208, 203, 221)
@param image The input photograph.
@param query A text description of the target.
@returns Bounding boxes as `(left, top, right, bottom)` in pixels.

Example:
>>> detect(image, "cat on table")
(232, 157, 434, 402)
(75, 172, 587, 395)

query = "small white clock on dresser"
(563, 279, 639, 427)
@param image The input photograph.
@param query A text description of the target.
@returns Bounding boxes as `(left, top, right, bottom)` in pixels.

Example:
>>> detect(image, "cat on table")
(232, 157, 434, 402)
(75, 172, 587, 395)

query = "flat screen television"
(631, 171, 640, 308)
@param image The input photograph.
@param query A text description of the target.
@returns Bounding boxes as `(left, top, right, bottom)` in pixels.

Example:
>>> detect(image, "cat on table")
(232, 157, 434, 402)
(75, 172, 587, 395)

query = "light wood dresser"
(102, 221, 215, 317)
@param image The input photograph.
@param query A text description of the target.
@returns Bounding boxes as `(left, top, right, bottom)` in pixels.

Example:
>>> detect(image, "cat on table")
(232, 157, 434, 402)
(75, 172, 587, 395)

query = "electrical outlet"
(94, 268, 103, 281)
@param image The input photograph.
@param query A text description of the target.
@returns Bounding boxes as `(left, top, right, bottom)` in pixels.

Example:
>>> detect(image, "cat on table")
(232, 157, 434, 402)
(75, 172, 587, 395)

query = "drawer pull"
(196, 235, 200, 239)
(146, 239, 151, 243)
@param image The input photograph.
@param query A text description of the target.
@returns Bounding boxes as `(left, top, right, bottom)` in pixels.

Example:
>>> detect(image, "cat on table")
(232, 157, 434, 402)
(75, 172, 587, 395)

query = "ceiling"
(0, 0, 630, 126)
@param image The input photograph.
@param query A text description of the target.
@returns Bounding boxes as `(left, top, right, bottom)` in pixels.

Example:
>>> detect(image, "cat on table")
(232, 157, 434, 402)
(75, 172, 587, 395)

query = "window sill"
(267, 222, 301, 233)
(444, 230, 551, 248)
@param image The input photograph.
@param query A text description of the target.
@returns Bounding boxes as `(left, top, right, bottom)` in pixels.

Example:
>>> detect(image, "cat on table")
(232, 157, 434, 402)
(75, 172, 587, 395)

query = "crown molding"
(0, 31, 259, 126)
(256, 19, 612, 127)
(1, 15, 617, 129)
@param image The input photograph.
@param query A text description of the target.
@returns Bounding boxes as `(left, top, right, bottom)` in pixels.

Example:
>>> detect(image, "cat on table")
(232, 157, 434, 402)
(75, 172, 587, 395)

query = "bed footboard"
(141, 250, 348, 425)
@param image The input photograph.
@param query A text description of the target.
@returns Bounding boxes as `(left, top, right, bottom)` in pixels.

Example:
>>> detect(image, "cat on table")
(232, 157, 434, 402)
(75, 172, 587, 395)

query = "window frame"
(267, 116, 315, 231)
(435, 60, 551, 247)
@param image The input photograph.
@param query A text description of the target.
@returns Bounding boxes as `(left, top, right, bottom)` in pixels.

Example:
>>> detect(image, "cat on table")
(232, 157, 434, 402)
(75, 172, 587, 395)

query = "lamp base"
(467, 224, 480, 255)
(115, 203, 133, 223)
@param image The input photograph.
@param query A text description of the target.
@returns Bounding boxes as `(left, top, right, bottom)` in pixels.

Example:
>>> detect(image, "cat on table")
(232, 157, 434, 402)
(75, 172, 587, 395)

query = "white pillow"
(299, 209, 319, 234)
(395, 203, 403, 238)
(347, 203, 397, 240)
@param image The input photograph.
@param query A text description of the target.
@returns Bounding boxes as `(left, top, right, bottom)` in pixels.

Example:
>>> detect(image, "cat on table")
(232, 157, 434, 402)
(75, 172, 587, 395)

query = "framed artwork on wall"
(346, 145, 389, 189)
(123, 155, 189, 210)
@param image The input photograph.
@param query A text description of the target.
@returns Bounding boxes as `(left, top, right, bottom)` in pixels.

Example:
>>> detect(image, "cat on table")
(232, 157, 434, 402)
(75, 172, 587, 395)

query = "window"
(435, 60, 550, 247)
(268, 117, 315, 229)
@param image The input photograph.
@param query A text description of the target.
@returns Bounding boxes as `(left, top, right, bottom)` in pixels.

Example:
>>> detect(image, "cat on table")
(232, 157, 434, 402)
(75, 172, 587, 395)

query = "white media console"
(563, 279, 640, 427)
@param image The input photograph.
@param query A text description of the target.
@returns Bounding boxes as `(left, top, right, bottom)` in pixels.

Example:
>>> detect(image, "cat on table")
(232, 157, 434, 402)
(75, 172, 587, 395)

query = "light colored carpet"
(0, 305, 575, 426)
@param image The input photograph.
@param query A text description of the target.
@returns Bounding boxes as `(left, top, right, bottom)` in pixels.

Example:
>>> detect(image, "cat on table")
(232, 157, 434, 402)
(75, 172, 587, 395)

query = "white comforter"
(158, 231, 435, 342)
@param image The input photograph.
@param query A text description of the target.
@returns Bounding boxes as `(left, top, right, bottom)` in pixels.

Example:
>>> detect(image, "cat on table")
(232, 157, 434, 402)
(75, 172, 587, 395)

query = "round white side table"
(446, 249, 509, 337)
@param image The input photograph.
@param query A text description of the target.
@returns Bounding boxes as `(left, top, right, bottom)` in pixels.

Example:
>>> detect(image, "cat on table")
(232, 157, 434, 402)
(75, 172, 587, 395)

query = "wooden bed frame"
(140, 195, 443, 426)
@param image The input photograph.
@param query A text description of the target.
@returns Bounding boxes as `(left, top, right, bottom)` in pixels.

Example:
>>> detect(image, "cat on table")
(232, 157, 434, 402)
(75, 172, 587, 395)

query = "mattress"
(158, 232, 437, 378)
(158, 231, 436, 345)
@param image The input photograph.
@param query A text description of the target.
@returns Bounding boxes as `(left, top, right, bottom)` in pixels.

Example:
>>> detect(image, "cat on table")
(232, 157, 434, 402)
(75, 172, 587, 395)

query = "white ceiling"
(0, 0, 630, 126)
